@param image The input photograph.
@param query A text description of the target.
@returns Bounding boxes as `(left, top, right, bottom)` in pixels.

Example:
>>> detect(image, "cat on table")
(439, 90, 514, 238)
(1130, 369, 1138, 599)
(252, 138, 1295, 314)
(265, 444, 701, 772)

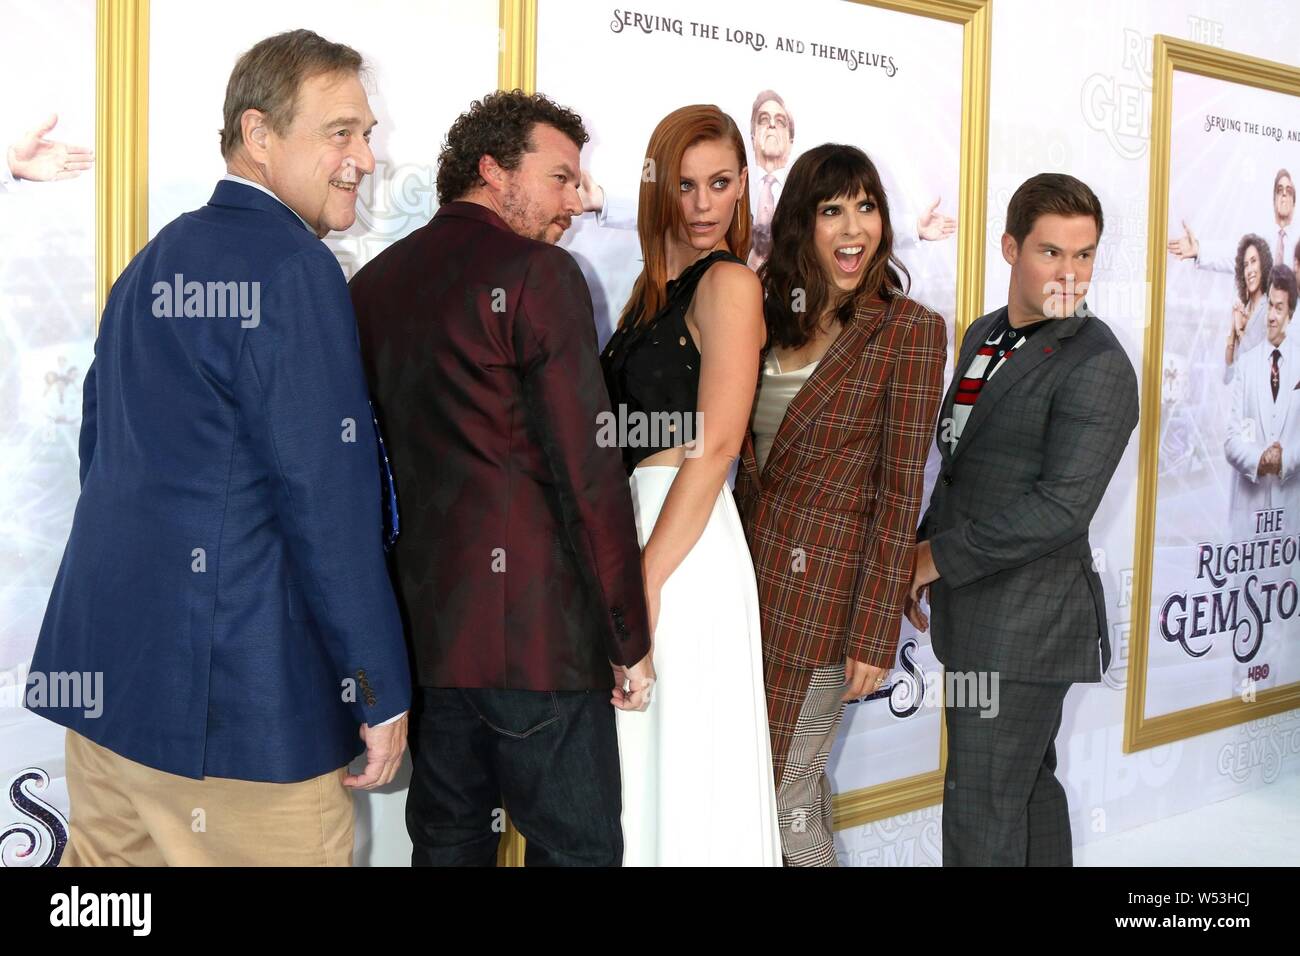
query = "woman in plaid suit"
(735, 144, 947, 866)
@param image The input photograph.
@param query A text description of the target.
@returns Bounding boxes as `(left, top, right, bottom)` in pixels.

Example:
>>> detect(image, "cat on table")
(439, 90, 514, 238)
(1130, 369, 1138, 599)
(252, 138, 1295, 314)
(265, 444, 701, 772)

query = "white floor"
(1077, 773, 1300, 866)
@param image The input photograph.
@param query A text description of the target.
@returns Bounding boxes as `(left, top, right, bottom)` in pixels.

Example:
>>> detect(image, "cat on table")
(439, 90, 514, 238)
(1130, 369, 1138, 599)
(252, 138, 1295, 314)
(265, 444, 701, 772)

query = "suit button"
(942, 474, 952, 486)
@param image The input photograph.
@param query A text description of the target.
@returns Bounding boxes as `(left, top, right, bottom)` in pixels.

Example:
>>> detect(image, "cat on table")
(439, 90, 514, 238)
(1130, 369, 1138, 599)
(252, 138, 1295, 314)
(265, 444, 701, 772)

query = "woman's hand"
(843, 656, 890, 703)
(1232, 300, 1249, 334)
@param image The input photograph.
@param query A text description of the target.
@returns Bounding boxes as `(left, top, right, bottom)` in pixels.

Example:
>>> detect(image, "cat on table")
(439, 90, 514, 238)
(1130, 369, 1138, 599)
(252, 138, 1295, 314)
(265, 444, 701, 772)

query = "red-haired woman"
(600, 105, 780, 865)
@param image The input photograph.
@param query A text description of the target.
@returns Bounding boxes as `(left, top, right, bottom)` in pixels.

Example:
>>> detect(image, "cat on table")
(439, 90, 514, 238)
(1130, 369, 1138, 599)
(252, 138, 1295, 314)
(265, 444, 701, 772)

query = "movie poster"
(1146, 67, 1300, 722)
(536, 0, 968, 799)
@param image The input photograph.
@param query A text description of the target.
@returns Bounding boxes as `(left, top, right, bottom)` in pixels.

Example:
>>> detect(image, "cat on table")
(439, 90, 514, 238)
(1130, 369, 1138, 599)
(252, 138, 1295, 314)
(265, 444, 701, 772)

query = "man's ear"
(478, 153, 504, 192)
(241, 108, 271, 163)
(1001, 233, 1018, 267)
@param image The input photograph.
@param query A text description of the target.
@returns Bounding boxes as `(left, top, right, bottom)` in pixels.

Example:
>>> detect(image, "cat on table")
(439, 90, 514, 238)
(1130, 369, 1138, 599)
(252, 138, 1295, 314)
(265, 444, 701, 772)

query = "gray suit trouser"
(942, 675, 1073, 866)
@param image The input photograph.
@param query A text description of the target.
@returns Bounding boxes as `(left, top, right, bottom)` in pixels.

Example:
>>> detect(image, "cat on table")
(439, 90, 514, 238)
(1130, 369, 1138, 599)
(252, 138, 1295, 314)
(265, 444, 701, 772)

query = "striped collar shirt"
(950, 312, 1051, 447)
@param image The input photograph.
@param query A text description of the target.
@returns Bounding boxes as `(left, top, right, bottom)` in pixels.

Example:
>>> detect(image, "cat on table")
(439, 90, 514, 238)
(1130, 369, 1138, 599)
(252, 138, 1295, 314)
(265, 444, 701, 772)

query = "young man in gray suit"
(905, 173, 1139, 866)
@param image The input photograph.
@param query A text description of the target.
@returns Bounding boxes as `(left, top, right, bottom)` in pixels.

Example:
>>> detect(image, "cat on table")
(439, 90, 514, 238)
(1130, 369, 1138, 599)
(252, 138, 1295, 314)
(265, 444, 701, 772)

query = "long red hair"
(618, 105, 752, 329)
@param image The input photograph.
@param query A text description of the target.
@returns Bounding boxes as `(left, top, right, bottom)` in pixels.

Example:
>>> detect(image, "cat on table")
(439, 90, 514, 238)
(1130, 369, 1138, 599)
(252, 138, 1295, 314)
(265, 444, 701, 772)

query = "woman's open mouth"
(834, 245, 865, 273)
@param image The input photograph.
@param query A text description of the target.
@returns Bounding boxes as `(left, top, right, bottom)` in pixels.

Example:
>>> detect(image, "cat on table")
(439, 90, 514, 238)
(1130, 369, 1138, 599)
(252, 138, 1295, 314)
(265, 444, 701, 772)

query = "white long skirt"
(617, 465, 782, 866)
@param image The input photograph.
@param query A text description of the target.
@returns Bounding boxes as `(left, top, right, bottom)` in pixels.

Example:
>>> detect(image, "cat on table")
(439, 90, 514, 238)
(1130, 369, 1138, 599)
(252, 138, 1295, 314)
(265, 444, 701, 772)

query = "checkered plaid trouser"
(776, 662, 847, 867)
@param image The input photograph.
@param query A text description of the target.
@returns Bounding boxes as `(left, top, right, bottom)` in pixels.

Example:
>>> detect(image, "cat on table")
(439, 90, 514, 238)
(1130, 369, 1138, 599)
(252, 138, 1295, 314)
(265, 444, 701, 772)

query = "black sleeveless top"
(600, 250, 744, 474)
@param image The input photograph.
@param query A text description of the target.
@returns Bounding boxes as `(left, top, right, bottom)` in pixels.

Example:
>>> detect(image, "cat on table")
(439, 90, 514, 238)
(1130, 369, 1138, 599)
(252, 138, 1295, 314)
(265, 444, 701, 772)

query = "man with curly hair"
(350, 90, 654, 866)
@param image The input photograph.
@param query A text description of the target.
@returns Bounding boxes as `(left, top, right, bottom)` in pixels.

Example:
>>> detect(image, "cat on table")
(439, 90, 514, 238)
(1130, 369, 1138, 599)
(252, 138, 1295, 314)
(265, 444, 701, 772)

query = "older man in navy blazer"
(26, 30, 409, 866)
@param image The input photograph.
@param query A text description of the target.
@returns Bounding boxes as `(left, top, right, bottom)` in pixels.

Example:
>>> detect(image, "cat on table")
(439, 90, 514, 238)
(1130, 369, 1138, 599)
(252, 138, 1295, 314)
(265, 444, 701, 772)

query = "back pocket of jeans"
(465, 689, 561, 739)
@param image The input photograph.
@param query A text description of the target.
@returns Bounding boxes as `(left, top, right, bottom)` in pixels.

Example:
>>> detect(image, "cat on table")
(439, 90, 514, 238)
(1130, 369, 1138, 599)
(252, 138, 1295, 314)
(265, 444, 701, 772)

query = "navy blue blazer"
(27, 180, 411, 782)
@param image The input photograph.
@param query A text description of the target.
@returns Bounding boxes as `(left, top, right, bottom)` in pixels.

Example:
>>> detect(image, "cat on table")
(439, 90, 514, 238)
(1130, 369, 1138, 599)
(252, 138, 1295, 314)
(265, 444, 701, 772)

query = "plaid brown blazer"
(736, 291, 946, 782)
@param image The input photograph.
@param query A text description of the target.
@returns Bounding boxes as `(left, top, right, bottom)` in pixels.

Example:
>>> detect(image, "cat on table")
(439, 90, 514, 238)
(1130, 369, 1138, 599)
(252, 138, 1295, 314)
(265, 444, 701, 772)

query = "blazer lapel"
(950, 309, 1089, 462)
(760, 294, 892, 484)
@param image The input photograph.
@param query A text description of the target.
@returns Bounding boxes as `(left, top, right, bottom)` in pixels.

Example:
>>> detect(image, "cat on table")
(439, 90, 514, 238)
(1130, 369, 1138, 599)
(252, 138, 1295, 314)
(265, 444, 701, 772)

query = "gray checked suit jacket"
(917, 306, 1139, 684)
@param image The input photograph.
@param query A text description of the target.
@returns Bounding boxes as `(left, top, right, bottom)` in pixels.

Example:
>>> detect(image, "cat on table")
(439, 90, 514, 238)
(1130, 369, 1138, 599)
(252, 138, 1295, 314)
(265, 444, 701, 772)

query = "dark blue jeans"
(406, 686, 623, 866)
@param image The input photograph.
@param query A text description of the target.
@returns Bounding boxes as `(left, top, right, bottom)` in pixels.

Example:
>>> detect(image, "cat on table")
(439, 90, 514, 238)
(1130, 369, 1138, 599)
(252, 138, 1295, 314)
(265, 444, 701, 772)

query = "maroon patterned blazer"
(735, 292, 946, 780)
(350, 202, 649, 691)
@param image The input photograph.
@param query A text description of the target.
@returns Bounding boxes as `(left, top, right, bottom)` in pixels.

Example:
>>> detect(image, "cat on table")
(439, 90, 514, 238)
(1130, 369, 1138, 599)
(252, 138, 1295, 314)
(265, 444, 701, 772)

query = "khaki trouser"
(61, 730, 354, 866)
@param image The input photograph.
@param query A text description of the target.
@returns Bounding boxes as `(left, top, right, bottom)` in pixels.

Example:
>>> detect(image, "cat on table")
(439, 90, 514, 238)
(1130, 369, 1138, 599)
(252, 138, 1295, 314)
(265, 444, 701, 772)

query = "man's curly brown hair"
(436, 90, 588, 205)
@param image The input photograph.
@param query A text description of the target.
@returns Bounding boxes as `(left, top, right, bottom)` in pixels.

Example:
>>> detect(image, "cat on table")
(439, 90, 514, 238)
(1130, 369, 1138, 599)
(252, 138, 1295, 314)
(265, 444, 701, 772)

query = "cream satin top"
(752, 351, 819, 473)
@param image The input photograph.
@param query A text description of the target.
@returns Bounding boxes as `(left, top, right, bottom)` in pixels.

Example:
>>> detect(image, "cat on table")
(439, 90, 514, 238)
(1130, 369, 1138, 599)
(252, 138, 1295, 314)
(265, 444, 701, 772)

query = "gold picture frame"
(96, 0, 149, 325)
(496, 0, 991, 852)
(1125, 35, 1300, 754)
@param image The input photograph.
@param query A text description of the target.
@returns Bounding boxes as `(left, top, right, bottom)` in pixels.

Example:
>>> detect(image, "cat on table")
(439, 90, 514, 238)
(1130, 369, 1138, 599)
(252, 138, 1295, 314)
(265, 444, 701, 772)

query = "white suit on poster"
(1224, 333, 1300, 539)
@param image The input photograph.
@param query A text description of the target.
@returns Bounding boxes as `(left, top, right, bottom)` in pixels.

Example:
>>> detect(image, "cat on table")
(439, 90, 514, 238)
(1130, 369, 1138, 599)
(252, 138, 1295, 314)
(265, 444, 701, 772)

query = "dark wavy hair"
(759, 143, 907, 351)
(1234, 234, 1273, 306)
(435, 89, 588, 205)
(1270, 264, 1298, 317)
